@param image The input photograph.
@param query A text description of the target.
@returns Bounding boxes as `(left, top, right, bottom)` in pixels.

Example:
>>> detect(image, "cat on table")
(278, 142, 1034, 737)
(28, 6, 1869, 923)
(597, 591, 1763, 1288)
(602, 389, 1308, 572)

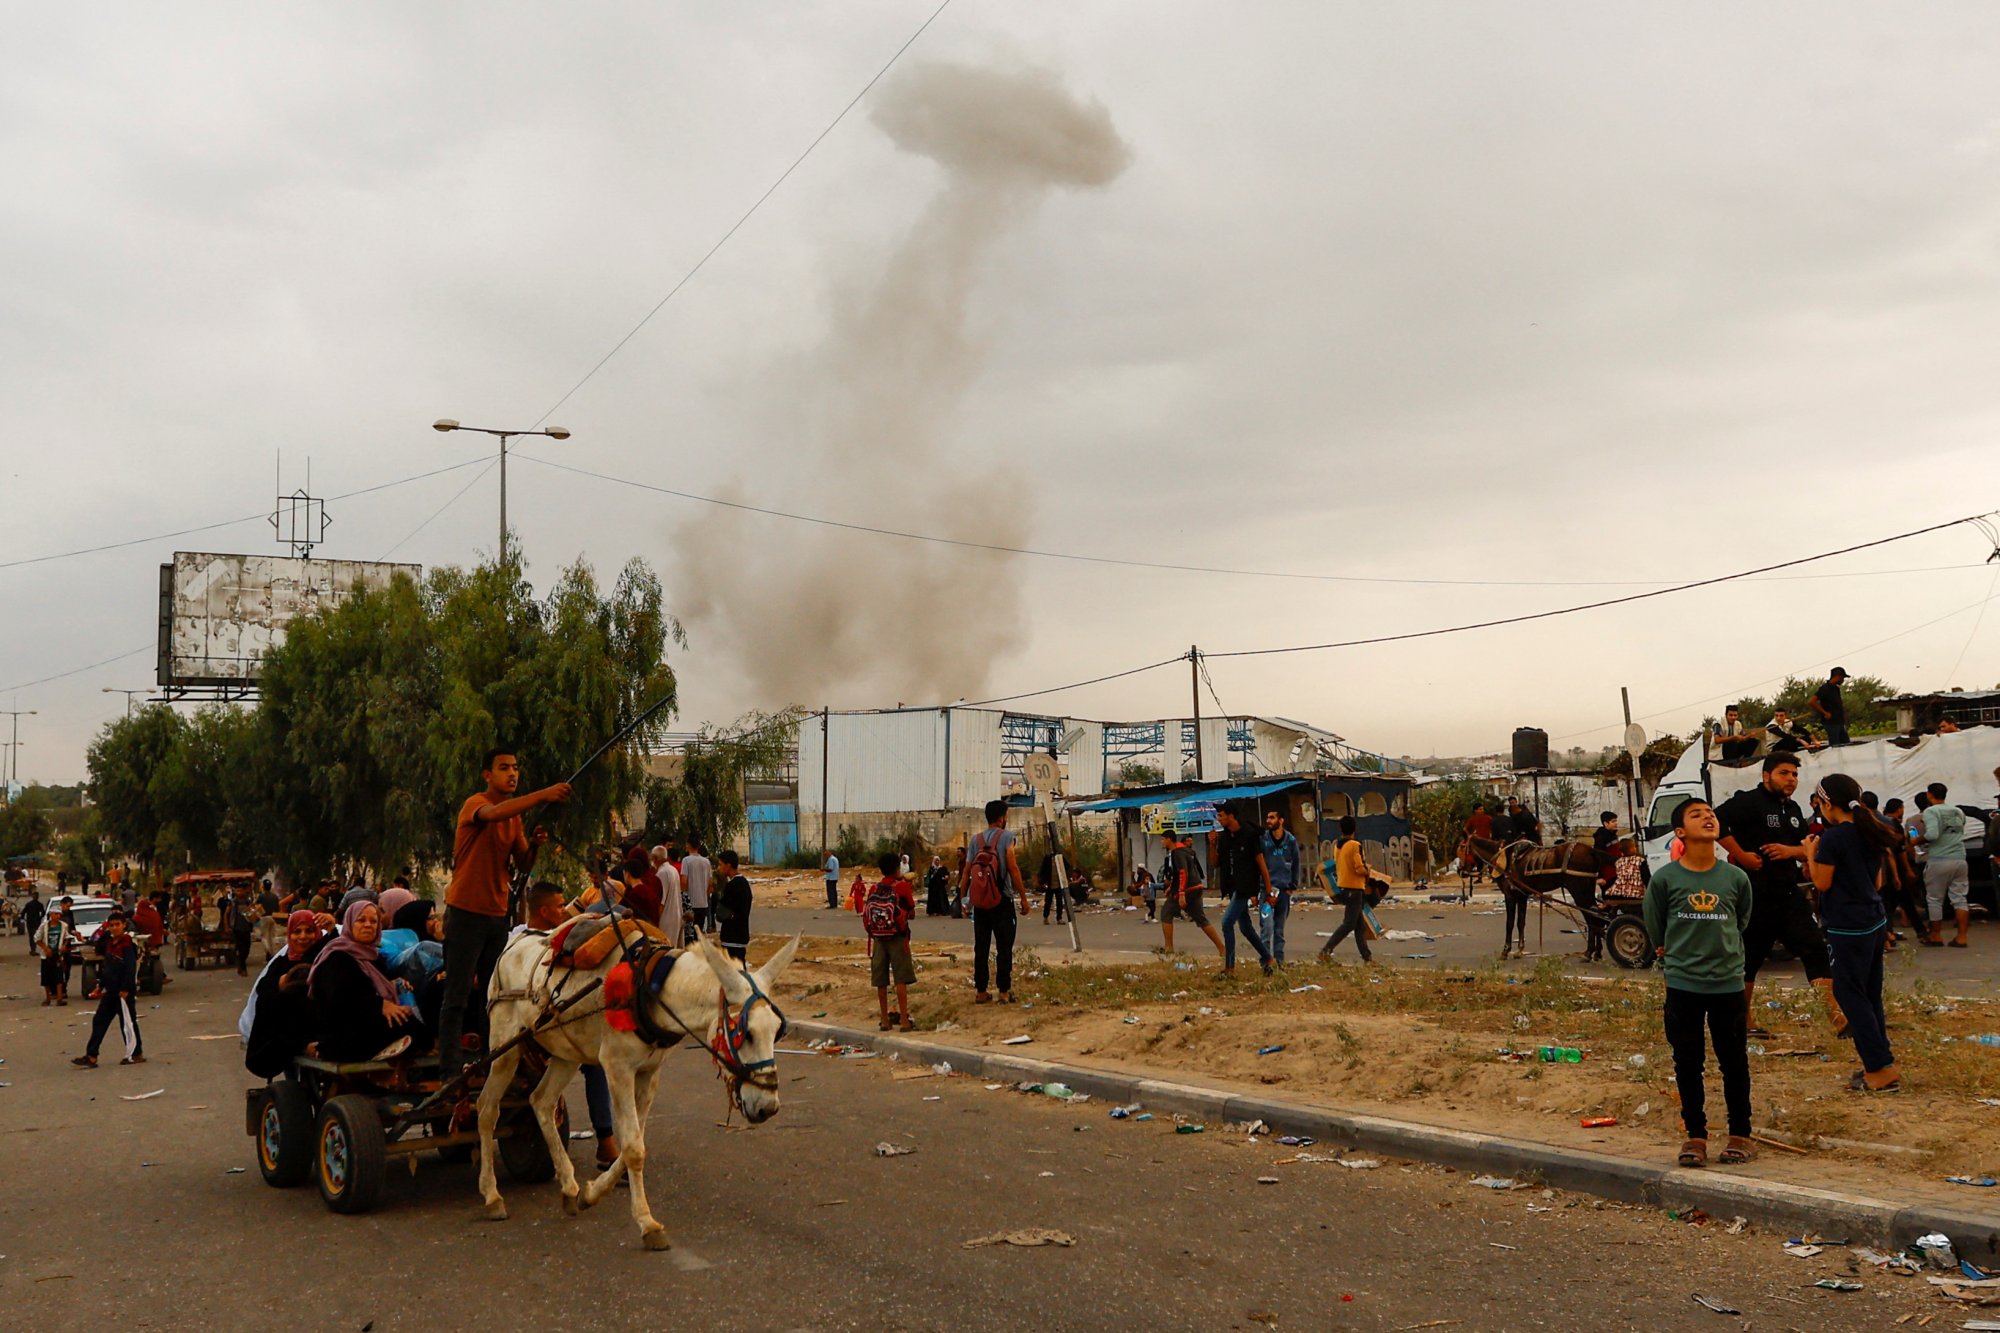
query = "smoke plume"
(672, 61, 1129, 707)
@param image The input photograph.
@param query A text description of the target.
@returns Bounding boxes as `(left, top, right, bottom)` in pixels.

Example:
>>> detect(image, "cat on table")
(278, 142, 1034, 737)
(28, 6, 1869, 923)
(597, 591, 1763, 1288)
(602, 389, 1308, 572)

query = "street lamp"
(102, 688, 146, 718)
(431, 419, 571, 563)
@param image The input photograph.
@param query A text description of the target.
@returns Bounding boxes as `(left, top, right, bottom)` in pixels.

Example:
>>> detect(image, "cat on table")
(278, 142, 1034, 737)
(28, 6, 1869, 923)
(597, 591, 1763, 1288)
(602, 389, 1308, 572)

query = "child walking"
(863, 852, 917, 1032)
(1643, 799, 1755, 1168)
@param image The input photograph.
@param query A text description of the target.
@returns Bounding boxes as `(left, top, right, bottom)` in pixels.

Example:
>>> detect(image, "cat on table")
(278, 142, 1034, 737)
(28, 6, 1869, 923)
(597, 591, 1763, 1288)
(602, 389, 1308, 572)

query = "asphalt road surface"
(0, 949, 1957, 1331)
(755, 892, 2000, 995)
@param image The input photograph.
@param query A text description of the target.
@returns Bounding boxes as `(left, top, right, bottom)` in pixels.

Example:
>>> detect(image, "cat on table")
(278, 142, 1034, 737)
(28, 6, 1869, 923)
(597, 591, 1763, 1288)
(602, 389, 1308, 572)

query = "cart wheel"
(80, 961, 98, 995)
(499, 1098, 566, 1184)
(1606, 913, 1653, 970)
(140, 955, 164, 996)
(316, 1093, 389, 1214)
(258, 1079, 315, 1188)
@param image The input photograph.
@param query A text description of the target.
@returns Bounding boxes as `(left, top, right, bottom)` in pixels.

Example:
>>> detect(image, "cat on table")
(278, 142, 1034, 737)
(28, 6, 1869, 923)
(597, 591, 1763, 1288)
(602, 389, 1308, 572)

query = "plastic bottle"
(1970, 1034, 2000, 1047)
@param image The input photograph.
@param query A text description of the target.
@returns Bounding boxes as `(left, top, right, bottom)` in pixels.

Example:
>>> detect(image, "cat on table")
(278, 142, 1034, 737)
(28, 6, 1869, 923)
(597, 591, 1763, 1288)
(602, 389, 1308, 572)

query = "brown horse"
(1460, 837, 1604, 960)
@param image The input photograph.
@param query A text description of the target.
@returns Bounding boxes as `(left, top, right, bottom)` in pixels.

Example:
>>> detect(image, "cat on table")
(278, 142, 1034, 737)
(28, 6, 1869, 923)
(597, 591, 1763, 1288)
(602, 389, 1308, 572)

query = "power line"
(380, 460, 498, 560)
(1207, 510, 1998, 660)
(949, 655, 1188, 710)
(0, 458, 490, 574)
(530, 0, 955, 428)
(1, 644, 152, 695)
(521, 454, 1994, 591)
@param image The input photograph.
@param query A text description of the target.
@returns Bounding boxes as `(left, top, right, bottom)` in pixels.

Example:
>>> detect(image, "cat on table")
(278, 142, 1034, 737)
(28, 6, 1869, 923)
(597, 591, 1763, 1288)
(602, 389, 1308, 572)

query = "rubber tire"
(316, 1093, 389, 1215)
(79, 961, 98, 995)
(1606, 913, 1654, 970)
(139, 955, 164, 996)
(499, 1098, 566, 1184)
(257, 1079, 315, 1188)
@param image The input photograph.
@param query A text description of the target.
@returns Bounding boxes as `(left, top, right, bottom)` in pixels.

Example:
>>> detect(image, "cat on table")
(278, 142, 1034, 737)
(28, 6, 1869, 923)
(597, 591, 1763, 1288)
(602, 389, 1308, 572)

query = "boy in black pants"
(71, 910, 143, 1067)
(1643, 799, 1755, 1169)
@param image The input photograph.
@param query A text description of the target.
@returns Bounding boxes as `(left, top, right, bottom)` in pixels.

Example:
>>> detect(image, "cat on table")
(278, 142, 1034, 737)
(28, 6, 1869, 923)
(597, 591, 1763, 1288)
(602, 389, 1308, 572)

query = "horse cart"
(1462, 837, 1655, 969)
(172, 870, 252, 971)
(247, 1047, 568, 1215)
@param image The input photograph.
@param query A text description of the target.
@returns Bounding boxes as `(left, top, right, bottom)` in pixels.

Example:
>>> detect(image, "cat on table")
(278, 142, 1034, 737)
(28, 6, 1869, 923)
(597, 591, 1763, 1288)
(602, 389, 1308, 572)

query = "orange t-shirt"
(446, 793, 527, 917)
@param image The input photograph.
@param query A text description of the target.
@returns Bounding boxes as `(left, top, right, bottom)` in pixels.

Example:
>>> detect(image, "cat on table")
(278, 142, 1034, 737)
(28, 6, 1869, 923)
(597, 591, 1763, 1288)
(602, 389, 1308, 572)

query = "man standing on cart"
(438, 749, 570, 1080)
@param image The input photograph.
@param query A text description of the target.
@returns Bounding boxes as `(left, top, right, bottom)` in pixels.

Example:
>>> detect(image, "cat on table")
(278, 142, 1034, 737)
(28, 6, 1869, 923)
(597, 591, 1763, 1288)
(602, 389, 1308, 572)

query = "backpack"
(966, 831, 1006, 912)
(862, 880, 909, 939)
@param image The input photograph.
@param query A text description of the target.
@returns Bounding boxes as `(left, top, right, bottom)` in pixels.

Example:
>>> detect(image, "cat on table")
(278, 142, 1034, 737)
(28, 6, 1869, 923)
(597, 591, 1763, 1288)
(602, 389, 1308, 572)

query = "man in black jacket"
(71, 910, 143, 1067)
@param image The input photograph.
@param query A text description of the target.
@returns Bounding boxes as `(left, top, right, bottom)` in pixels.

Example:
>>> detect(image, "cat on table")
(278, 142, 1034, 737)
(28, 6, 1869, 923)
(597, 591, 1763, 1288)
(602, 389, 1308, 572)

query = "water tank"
(1511, 726, 1549, 772)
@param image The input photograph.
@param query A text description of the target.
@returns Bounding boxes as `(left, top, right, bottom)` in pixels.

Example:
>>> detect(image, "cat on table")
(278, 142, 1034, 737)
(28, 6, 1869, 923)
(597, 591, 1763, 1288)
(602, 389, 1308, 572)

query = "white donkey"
(474, 928, 799, 1249)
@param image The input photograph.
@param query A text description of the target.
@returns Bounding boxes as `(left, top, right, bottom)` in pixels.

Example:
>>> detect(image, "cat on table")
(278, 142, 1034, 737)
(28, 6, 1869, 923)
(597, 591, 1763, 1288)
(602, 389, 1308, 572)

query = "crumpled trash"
(1915, 1232, 1959, 1270)
(1175, 1124, 1205, 1135)
(1337, 1158, 1381, 1169)
(1276, 1135, 1316, 1147)
(1109, 1104, 1142, 1119)
(1946, 1176, 1999, 1187)
(1811, 1279, 1862, 1292)
(1690, 1294, 1739, 1315)
(1851, 1247, 1922, 1274)
(874, 1142, 917, 1157)
(1257, 1045, 1285, 1056)
(1471, 1175, 1529, 1190)
(931, 1061, 953, 1076)
(961, 1228, 1075, 1249)
(1627, 1054, 1647, 1068)
(1288, 984, 1323, 993)
(1000, 1035, 1033, 1046)
(121, 1089, 166, 1101)
(1724, 1217, 1747, 1235)
(1041, 1083, 1075, 1101)
(1783, 1243, 1823, 1258)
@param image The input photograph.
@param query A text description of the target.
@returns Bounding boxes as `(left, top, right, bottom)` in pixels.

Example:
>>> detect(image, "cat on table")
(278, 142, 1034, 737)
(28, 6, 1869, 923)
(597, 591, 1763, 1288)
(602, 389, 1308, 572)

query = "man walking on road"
(1809, 667, 1850, 746)
(1716, 754, 1843, 1038)
(1158, 830, 1225, 960)
(1210, 804, 1273, 976)
(823, 850, 841, 910)
(1319, 817, 1374, 964)
(682, 840, 713, 934)
(963, 799, 1029, 1005)
(1261, 808, 1302, 964)
(438, 749, 569, 1079)
(70, 909, 143, 1068)
(21, 888, 43, 955)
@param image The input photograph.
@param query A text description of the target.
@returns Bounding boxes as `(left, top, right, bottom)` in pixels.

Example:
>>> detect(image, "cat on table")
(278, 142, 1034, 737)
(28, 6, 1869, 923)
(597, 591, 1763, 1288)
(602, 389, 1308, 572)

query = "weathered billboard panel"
(156, 552, 421, 686)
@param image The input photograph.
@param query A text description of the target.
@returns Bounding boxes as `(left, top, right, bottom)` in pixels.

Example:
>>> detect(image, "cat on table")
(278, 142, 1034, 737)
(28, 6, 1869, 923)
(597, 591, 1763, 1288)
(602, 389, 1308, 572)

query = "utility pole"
(1189, 646, 1203, 781)
(820, 706, 831, 855)
(0, 710, 34, 802)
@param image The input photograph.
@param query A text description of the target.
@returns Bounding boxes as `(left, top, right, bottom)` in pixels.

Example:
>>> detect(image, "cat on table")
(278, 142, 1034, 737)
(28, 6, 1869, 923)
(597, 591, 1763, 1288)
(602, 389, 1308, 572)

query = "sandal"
(1718, 1136, 1755, 1165)
(1846, 1069, 1900, 1093)
(1677, 1138, 1707, 1168)
(878, 1016, 895, 1031)
(71, 1055, 97, 1068)
(898, 1017, 915, 1032)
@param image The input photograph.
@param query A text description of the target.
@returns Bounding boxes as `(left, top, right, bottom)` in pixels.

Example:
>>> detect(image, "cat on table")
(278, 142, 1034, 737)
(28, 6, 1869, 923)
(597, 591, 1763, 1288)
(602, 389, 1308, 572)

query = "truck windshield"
(1645, 795, 1691, 842)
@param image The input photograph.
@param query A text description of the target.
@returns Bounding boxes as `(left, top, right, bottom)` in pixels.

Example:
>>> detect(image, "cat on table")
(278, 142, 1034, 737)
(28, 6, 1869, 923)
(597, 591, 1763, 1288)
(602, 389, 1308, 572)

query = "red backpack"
(965, 831, 1007, 911)
(862, 880, 909, 939)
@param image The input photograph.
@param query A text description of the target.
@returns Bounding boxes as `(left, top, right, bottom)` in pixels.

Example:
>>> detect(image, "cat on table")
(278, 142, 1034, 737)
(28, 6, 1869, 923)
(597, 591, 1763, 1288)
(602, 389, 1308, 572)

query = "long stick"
(564, 693, 677, 788)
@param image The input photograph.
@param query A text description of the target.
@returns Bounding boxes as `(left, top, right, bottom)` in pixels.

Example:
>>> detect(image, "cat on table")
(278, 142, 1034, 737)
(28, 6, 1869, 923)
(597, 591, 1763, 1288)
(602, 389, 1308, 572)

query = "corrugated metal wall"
(947, 710, 1004, 808)
(1197, 718, 1229, 779)
(1067, 721, 1105, 796)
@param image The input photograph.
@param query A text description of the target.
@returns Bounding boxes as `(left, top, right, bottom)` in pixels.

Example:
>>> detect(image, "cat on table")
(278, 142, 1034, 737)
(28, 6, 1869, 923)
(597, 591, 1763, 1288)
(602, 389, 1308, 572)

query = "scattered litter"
(1041, 1084, 1074, 1101)
(1402, 953, 1437, 960)
(1198, 1007, 1215, 1016)
(1960, 1321, 2000, 1332)
(873, 1142, 916, 1157)
(1947, 1177, 1999, 1187)
(1512, 1015, 1531, 1031)
(922, 1095, 942, 1102)
(1256, 1177, 1280, 1185)
(1276, 1135, 1316, 1147)
(840, 1051, 879, 1060)
(961, 1228, 1075, 1249)
(1853, 1247, 1922, 1274)
(931, 1061, 953, 1076)
(1580, 1117, 1617, 1129)
(1966, 1261, 1998, 1281)
(983, 1083, 1004, 1091)
(224, 1167, 246, 1175)
(1979, 1099, 2000, 1108)
(1229, 1119, 1269, 1137)
(1110, 1105, 1142, 1120)
(1627, 1054, 1647, 1068)
(1784, 1244, 1825, 1259)
(1175, 1124, 1205, 1135)
(1725, 1217, 1748, 1235)
(1288, 984, 1323, 993)
(1918, 1234, 1961, 1270)
(187, 1034, 240, 1041)
(1488, 1242, 1518, 1251)
(1000, 1036, 1033, 1046)
(1811, 1279, 1862, 1292)
(1133, 1113, 1153, 1122)
(567, 1130, 593, 1141)
(1380, 930, 1430, 941)
(1257, 1045, 1285, 1056)
(1632, 1102, 1651, 1119)
(1471, 1176, 1528, 1190)
(934, 1021, 959, 1031)
(1690, 1294, 1740, 1315)
(1037, 1171, 1055, 1178)
(817, 1199, 848, 1207)
(1337, 1158, 1381, 1169)
(1122, 1016, 1139, 1025)
(1173, 962, 1195, 972)
(1526, 1204, 1553, 1214)
(121, 1089, 165, 1101)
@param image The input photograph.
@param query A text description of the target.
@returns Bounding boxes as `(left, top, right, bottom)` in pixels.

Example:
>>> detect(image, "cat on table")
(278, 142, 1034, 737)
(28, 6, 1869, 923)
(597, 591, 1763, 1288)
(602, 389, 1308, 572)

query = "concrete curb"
(792, 1020, 2000, 1260)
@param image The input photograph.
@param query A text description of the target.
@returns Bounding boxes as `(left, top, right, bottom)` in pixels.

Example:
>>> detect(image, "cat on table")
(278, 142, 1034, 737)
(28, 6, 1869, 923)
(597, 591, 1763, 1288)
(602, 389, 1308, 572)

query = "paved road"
(755, 893, 2000, 994)
(0, 950, 1955, 1330)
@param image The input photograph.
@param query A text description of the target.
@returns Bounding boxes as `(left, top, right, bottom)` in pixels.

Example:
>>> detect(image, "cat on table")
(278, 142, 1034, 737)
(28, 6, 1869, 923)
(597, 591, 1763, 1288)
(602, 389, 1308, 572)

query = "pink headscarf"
(308, 901, 399, 1003)
(378, 886, 417, 923)
(283, 909, 321, 961)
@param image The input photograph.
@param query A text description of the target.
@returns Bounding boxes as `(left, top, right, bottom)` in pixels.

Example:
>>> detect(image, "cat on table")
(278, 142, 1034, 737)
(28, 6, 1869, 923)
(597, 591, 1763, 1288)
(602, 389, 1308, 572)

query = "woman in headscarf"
(309, 901, 429, 1062)
(376, 884, 418, 926)
(242, 910, 328, 1078)
(380, 898, 446, 1026)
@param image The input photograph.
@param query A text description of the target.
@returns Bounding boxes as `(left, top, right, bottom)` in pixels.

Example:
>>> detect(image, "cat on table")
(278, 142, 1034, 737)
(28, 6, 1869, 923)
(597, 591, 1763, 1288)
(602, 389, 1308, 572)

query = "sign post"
(1621, 688, 1646, 845)
(1025, 752, 1081, 952)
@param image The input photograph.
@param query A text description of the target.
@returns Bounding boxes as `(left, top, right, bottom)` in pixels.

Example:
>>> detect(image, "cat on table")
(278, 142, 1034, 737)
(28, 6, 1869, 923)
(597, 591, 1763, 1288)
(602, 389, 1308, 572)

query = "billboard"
(157, 552, 421, 688)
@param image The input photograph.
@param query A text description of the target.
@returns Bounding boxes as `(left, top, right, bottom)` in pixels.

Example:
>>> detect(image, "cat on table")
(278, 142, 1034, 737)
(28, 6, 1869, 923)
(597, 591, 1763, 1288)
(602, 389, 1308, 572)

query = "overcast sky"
(7, 2, 2000, 785)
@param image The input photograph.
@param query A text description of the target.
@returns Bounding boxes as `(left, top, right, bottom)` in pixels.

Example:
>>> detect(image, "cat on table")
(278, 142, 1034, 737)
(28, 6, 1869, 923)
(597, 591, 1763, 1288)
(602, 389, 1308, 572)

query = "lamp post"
(430, 419, 571, 563)
(102, 688, 146, 718)
(0, 709, 34, 801)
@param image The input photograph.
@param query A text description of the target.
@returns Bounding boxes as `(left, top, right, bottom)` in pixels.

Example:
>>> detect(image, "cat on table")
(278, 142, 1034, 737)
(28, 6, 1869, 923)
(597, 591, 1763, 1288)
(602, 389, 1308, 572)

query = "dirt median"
(764, 932, 2000, 1214)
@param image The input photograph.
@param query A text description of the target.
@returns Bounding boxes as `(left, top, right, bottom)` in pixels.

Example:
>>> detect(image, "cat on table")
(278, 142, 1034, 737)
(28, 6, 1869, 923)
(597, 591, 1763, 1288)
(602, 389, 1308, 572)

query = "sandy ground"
(772, 931, 2000, 1215)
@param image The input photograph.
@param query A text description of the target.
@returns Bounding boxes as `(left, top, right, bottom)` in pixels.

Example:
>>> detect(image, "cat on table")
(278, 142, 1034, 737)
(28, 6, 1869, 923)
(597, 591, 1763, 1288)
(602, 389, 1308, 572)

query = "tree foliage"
(0, 803, 51, 862)
(1410, 778, 1484, 867)
(1701, 673, 1901, 738)
(1543, 776, 1586, 838)
(643, 709, 804, 854)
(86, 554, 682, 886)
(1114, 761, 1163, 788)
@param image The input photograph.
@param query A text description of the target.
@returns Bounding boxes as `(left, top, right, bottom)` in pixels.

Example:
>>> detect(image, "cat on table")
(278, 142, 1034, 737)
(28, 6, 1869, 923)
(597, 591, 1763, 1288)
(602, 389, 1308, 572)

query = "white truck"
(1642, 728, 2000, 914)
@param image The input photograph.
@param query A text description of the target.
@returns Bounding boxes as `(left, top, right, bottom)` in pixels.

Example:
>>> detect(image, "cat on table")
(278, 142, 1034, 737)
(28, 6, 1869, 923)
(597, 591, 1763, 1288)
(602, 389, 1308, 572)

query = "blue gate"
(746, 802, 798, 866)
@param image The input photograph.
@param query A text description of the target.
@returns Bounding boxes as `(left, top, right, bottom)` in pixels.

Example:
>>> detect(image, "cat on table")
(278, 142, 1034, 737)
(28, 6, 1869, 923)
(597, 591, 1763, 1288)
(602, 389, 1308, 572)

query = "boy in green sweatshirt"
(1643, 798, 1755, 1169)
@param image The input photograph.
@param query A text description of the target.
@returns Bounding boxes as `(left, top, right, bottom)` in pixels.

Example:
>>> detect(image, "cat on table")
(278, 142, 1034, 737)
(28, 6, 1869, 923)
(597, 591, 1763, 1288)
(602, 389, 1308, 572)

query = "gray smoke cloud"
(672, 61, 1129, 708)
